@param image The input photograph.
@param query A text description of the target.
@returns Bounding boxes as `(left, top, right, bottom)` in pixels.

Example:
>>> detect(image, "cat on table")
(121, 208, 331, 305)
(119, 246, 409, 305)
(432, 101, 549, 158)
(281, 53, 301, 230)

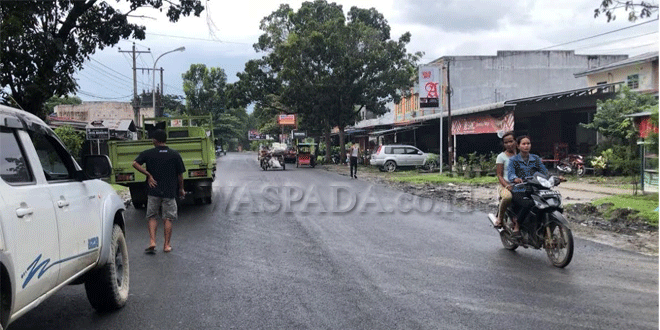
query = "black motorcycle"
(488, 173, 574, 268)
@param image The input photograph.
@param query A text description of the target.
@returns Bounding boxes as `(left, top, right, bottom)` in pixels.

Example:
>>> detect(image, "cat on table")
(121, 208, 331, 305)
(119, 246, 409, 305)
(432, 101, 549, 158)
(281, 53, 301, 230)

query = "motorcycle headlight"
(537, 176, 552, 189)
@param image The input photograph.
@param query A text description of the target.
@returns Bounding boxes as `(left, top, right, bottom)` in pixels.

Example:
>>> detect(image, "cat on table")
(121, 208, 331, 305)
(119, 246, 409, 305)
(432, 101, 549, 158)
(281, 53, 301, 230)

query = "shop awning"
(369, 125, 419, 136)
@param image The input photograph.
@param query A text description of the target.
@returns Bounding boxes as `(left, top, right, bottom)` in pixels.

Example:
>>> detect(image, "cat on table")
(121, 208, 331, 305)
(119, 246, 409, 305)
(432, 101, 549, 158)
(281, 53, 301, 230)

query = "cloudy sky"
(74, 0, 659, 103)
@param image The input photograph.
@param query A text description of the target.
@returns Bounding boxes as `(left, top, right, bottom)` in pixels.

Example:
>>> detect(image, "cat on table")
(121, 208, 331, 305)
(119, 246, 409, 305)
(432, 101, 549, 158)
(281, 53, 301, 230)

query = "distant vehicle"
(284, 146, 297, 163)
(0, 105, 129, 328)
(370, 144, 431, 172)
(215, 146, 226, 157)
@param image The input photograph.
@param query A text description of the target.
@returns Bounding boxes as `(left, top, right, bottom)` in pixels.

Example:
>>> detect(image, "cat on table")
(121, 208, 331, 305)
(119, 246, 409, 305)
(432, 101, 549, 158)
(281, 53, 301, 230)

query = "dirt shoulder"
(322, 164, 659, 256)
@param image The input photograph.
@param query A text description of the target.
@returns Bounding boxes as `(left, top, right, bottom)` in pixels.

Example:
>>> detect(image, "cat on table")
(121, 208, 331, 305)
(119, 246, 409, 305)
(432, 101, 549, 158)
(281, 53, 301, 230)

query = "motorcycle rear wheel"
(545, 219, 574, 268)
(576, 166, 585, 177)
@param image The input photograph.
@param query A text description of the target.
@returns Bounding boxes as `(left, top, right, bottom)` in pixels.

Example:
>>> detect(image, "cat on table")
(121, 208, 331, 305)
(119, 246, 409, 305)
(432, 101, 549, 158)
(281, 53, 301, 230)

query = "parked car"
(0, 105, 128, 328)
(370, 144, 429, 172)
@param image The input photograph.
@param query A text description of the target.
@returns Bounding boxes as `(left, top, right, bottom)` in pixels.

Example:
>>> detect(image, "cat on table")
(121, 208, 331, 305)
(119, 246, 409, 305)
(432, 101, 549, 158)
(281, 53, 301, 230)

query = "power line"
(574, 31, 658, 50)
(539, 18, 659, 50)
(76, 90, 133, 100)
(146, 32, 251, 45)
(76, 71, 132, 96)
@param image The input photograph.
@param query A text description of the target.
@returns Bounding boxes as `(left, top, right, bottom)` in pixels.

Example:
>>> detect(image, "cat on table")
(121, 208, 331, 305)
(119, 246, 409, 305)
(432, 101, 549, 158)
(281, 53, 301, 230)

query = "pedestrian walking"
(132, 129, 186, 254)
(349, 142, 359, 179)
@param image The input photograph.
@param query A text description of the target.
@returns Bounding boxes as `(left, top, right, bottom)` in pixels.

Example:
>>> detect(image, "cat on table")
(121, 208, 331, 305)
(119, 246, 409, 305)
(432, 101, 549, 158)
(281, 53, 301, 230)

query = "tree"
(0, 1, 204, 119)
(582, 86, 658, 175)
(241, 0, 420, 162)
(182, 64, 227, 117)
(54, 125, 85, 161)
(594, 0, 658, 22)
(161, 94, 185, 115)
(44, 95, 82, 115)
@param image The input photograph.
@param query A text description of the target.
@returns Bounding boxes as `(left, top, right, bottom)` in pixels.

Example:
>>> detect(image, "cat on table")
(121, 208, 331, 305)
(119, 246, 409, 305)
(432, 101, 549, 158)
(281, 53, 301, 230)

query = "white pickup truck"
(0, 105, 129, 328)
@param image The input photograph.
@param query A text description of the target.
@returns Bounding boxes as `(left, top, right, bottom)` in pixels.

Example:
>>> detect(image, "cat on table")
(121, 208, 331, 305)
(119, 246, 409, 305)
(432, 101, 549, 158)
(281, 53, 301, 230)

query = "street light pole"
(153, 46, 185, 117)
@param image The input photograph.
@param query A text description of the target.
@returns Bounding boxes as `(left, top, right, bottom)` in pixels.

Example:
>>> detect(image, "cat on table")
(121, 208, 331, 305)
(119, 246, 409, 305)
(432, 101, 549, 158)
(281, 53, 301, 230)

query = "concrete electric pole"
(118, 43, 150, 127)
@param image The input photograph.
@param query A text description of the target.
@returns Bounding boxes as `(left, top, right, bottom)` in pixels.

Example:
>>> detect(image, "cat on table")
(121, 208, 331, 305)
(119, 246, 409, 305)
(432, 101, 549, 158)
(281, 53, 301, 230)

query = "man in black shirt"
(133, 129, 185, 253)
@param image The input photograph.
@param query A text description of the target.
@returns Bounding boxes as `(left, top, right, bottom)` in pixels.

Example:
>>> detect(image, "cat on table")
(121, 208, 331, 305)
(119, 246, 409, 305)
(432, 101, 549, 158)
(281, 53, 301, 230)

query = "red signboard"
(278, 114, 296, 126)
(451, 111, 514, 135)
(638, 117, 658, 138)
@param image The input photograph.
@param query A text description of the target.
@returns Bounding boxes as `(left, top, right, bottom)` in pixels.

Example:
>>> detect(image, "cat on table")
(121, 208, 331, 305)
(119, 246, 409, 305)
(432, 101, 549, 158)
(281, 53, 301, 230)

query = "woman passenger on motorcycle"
(506, 135, 548, 236)
(494, 131, 517, 228)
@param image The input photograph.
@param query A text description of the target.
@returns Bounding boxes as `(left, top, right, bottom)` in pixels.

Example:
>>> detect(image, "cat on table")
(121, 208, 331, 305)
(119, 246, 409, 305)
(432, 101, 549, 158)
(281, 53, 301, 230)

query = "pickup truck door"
(27, 130, 101, 284)
(0, 128, 60, 313)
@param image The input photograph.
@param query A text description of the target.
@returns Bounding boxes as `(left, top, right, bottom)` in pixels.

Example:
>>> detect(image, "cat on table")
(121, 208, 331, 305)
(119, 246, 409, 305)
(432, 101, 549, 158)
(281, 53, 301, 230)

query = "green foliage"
(53, 125, 84, 161)
(0, 0, 204, 118)
(594, 0, 658, 22)
(237, 0, 422, 160)
(43, 95, 82, 115)
(597, 146, 640, 176)
(182, 64, 227, 117)
(582, 87, 656, 144)
(591, 155, 608, 170)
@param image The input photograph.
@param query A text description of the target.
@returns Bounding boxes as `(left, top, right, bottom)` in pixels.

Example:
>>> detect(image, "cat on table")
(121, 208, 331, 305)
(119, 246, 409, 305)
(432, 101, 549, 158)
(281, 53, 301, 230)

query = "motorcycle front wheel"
(544, 218, 574, 268)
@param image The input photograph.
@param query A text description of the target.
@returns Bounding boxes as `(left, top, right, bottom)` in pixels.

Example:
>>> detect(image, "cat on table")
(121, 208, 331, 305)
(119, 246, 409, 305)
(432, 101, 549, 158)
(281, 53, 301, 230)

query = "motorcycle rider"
(506, 135, 548, 237)
(494, 131, 517, 228)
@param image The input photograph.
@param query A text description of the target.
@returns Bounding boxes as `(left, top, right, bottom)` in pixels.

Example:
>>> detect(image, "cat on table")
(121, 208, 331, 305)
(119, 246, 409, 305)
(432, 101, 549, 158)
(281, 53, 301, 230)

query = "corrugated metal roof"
(574, 51, 658, 77)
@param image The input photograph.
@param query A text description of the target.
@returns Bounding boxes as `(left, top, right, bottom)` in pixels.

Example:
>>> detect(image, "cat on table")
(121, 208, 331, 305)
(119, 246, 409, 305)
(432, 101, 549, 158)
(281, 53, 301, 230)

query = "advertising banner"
(278, 114, 296, 126)
(451, 111, 515, 135)
(418, 65, 441, 109)
(248, 130, 266, 140)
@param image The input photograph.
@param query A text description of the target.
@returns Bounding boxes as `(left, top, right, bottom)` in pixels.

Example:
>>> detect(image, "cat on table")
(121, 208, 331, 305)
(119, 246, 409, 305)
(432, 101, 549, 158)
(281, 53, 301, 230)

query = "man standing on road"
(349, 142, 360, 179)
(132, 129, 185, 253)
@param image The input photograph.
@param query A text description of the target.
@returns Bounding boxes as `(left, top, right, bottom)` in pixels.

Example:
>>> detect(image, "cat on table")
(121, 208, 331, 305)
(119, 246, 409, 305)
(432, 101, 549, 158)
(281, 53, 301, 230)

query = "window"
(406, 147, 420, 154)
(392, 147, 405, 154)
(29, 131, 75, 181)
(0, 128, 33, 184)
(627, 74, 639, 89)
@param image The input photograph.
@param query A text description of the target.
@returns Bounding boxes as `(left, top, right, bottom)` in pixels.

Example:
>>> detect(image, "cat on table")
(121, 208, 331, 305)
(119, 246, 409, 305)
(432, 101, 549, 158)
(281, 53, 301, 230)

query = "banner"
(278, 114, 296, 126)
(248, 130, 266, 140)
(451, 111, 514, 135)
(418, 65, 441, 109)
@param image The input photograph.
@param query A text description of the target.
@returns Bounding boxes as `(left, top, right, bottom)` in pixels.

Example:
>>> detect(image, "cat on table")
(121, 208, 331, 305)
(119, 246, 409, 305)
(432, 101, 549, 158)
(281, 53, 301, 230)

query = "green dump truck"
(108, 115, 216, 207)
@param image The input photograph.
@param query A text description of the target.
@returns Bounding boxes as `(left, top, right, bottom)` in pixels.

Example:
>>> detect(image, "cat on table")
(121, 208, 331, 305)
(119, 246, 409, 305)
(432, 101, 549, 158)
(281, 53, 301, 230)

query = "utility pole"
(446, 58, 453, 167)
(136, 67, 164, 116)
(118, 43, 150, 127)
(160, 67, 164, 116)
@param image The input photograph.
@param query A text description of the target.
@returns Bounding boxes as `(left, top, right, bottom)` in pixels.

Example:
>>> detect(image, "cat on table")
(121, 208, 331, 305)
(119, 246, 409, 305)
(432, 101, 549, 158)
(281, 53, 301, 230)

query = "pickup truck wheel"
(84, 224, 129, 312)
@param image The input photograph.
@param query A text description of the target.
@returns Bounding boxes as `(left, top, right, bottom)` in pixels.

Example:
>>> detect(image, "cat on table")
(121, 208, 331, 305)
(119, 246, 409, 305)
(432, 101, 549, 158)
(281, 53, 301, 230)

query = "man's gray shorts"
(146, 196, 178, 221)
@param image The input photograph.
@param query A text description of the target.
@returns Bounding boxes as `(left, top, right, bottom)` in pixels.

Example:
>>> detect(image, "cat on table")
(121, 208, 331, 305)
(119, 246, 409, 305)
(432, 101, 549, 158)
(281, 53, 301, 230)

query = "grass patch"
(389, 172, 497, 185)
(593, 194, 659, 226)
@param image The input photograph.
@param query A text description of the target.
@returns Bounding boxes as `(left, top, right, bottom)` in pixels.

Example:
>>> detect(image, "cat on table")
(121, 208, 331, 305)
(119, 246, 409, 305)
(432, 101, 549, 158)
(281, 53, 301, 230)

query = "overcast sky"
(74, 0, 659, 104)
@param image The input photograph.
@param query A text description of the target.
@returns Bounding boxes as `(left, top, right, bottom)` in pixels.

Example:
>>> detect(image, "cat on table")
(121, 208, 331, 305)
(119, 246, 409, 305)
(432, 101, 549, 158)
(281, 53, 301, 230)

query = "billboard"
(418, 65, 441, 109)
(278, 114, 296, 126)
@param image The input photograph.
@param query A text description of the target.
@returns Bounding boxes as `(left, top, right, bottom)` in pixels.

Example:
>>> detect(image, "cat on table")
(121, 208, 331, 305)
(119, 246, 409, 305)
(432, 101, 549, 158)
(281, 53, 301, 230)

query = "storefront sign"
(86, 127, 109, 140)
(278, 114, 296, 126)
(451, 111, 514, 135)
(418, 65, 441, 109)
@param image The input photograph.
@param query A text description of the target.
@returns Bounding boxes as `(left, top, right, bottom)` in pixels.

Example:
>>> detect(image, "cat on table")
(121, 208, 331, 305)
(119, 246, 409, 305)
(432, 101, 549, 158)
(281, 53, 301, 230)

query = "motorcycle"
(260, 152, 286, 171)
(556, 154, 585, 177)
(487, 173, 574, 268)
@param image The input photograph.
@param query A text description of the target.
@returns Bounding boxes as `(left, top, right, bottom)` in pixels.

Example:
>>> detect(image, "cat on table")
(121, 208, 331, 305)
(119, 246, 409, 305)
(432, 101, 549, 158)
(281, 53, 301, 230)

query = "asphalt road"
(12, 152, 658, 329)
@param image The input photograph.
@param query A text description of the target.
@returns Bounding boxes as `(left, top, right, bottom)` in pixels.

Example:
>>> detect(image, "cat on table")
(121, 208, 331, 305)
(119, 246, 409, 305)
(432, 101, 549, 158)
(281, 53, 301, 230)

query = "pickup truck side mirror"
(83, 155, 112, 179)
(418, 151, 423, 155)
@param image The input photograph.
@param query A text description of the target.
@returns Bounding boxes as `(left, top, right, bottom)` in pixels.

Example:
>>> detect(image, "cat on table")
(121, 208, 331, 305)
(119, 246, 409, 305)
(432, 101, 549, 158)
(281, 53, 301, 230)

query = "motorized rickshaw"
(296, 142, 317, 168)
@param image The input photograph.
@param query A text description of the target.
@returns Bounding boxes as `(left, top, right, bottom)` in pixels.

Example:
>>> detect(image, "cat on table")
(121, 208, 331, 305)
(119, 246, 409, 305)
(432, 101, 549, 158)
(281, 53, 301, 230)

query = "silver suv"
(369, 144, 429, 172)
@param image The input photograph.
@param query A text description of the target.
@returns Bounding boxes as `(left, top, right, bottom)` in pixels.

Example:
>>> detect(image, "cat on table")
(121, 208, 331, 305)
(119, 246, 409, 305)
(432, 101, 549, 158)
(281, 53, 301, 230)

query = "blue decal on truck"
(21, 250, 98, 289)
(88, 237, 99, 249)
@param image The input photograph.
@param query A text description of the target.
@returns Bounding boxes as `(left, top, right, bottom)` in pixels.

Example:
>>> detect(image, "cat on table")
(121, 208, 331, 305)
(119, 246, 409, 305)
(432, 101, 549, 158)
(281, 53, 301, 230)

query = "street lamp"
(153, 46, 185, 117)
